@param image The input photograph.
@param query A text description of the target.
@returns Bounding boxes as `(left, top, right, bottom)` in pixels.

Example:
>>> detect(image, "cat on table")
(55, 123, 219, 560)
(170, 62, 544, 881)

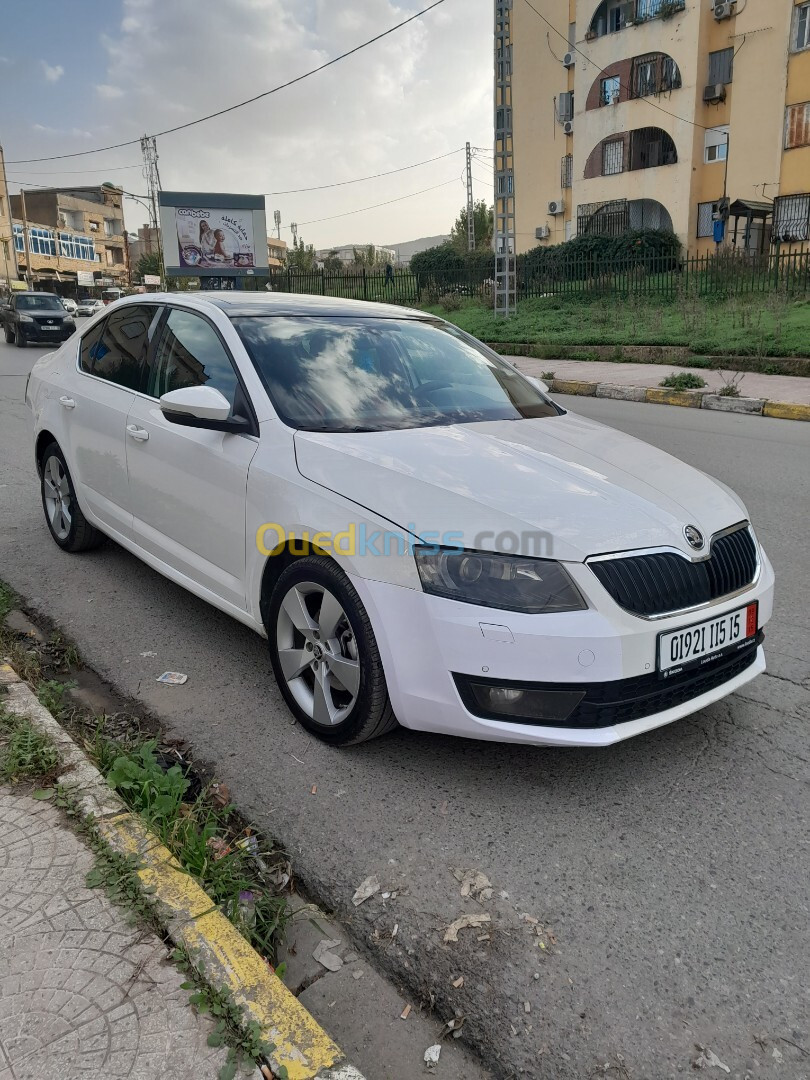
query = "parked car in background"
(76, 298, 104, 317)
(1, 291, 76, 348)
(25, 293, 774, 748)
(61, 297, 78, 315)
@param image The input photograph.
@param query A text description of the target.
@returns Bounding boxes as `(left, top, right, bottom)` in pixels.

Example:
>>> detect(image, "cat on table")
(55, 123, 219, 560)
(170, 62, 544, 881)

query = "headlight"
(64, 317, 75, 327)
(414, 547, 586, 614)
(18, 314, 34, 323)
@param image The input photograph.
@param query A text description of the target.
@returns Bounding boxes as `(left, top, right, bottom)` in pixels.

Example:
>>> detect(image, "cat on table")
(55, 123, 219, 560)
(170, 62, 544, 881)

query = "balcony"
(586, 0, 685, 40)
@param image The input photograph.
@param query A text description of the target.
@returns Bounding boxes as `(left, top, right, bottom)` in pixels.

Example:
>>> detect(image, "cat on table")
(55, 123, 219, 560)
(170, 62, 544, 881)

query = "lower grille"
(454, 633, 762, 729)
(589, 524, 758, 617)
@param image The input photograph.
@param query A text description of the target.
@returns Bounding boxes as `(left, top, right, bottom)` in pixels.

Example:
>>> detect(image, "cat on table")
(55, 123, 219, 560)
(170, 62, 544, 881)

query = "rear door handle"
(126, 425, 149, 443)
(59, 396, 76, 409)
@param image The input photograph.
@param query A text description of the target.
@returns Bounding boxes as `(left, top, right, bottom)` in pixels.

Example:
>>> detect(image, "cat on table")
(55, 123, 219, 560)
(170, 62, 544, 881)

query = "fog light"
(488, 687, 524, 706)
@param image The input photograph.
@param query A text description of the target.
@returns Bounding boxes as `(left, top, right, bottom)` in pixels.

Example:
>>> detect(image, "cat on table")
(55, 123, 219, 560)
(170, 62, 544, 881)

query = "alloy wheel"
(275, 581, 361, 727)
(42, 454, 72, 541)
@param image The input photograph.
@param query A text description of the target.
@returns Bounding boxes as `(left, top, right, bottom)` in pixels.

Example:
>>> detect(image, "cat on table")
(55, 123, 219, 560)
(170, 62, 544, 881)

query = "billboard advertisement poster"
(143, 274, 162, 286)
(158, 192, 268, 278)
(77, 271, 95, 287)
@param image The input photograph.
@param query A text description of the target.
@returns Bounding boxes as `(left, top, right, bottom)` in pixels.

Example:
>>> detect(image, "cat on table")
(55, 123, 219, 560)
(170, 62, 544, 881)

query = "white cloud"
(33, 124, 94, 140)
(95, 0, 492, 247)
(41, 60, 65, 83)
(96, 83, 125, 99)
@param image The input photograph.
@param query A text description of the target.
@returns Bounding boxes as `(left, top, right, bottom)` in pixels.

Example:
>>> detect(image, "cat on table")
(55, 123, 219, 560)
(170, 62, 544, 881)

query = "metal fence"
(257, 250, 810, 309)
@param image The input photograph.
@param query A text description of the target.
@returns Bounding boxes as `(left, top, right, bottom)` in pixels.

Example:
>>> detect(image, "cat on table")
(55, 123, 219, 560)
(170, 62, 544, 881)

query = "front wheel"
(267, 556, 397, 746)
(14, 329, 25, 348)
(4, 327, 13, 344)
(39, 442, 104, 552)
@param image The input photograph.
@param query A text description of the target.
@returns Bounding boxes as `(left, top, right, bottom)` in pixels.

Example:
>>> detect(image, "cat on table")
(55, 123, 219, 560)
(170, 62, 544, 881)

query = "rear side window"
(79, 305, 159, 391)
(147, 307, 239, 406)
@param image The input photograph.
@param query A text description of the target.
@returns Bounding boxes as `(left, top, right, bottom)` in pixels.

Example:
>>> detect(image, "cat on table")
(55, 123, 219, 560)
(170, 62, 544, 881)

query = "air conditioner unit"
(548, 200, 565, 216)
(703, 83, 726, 104)
(563, 52, 575, 68)
(535, 224, 551, 239)
(563, 120, 574, 135)
(713, 1, 734, 20)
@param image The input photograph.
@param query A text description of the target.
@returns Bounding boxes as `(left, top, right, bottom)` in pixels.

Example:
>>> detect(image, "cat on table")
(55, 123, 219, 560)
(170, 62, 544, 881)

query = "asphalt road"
(1, 338, 809, 1080)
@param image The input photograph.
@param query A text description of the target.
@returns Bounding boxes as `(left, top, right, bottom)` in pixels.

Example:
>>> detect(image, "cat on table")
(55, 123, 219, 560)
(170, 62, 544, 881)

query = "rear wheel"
(267, 556, 397, 746)
(40, 442, 104, 552)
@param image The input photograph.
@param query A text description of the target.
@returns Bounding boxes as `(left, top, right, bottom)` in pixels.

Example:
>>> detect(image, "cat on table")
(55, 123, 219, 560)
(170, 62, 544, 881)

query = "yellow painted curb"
(97, 811, 344, 1080)
(763, 400, 810, 422)
(645, 387, 703, 408)
(550, 379, 599, 396)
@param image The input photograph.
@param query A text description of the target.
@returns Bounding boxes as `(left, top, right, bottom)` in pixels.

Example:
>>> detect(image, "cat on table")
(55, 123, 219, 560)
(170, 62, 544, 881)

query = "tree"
(286, 235, 318, 272)
(136, 251, 162, 280)
(322, 250, 343, 273)
(350, 245, 390, 270)
(449, 200, 494, 254)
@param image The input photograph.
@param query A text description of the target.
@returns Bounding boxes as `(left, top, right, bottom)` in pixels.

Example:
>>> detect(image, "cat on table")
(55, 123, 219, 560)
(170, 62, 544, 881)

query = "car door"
(64, 305, 159, 540)
(125, 305, 258, 609)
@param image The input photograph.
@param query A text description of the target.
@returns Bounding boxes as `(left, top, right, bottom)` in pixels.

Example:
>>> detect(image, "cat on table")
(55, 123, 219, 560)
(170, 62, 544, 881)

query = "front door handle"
(126, 425, 149, 443)
(59, 396, 76, 409)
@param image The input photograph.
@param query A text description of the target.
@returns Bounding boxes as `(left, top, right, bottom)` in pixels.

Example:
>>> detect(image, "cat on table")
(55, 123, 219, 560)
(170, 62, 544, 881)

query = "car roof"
(113, 290, 433, 321)
(15, 291, 59, 298)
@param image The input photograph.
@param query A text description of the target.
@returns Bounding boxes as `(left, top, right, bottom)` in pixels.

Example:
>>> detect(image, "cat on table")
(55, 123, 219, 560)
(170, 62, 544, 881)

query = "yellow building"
(510, 0, 810, 254)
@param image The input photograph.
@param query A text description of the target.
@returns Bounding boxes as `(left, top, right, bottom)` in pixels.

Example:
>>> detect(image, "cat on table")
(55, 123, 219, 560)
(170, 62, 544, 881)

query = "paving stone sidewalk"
(0, 786, 229, 1080)
(513, 356, 810, 404)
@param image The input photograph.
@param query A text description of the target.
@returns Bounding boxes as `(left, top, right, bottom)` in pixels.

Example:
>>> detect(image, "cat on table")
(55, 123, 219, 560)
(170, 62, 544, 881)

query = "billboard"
(158, 191, 268, 278)
(77, 271, 95, 287)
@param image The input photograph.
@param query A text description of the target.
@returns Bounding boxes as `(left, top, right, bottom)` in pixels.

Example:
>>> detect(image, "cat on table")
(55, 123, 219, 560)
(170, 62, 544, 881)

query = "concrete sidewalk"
(0, 785, 229, 1080)
(513, 356, 810, 405)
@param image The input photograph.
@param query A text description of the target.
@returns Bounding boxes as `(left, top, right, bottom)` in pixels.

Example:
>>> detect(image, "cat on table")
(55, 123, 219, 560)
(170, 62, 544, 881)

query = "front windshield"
(233, 317, 561, 432)
(17, 294, 64, 311)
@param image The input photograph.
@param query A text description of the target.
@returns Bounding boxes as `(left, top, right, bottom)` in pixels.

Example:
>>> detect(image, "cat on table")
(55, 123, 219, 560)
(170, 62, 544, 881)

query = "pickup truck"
(1, 291, 76, 348)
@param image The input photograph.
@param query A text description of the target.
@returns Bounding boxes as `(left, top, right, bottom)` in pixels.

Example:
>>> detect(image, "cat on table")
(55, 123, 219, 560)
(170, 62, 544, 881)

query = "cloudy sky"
(0, 0, 493, 249)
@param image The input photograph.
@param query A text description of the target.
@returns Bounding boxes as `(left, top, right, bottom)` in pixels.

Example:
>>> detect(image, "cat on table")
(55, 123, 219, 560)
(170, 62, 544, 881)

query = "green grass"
(0, 710, 60, 785)
(421, 293, 810, 359)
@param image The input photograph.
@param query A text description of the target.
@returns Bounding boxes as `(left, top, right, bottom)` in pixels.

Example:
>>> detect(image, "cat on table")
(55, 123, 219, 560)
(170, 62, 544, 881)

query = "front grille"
(589, 525, 758, 617)
(454, 633, 762, 729)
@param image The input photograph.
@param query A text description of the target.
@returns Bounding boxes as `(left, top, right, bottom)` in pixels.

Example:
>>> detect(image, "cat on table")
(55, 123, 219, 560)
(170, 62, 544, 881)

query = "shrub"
(438, 292, 462, 312)
(659, 372, 707, 390)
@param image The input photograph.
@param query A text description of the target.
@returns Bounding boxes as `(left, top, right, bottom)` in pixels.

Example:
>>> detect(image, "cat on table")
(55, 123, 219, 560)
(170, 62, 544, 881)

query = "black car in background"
(1, 292, 76, 348)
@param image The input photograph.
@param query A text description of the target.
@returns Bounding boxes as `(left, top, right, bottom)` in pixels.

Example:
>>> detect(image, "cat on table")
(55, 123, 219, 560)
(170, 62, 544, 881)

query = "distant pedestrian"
(385, 262, 394, 287)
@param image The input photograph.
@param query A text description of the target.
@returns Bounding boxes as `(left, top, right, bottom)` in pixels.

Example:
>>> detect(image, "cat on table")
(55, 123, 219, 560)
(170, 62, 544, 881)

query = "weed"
(37, 678, 76, 719)
(540, 370, 556, 381)
(0, 711, 60, 784)
(438, 291, 462, 312)
(713, 365, 746, 398)
(0, 582, 15, 621)
(659, 372, 707, 391)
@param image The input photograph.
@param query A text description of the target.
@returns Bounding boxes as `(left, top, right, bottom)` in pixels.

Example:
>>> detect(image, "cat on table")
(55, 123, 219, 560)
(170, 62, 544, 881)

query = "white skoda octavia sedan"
(26, 294, 774, 747)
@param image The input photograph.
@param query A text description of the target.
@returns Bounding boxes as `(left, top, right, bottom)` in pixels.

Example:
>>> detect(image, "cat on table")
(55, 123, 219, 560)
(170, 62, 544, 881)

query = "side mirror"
(159, 386, 248, 433)
(526, 376, 550, 394)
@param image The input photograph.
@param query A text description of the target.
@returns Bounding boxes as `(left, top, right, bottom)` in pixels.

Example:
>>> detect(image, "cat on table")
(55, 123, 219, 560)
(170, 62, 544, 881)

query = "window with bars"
(785, 102, 810, 149)
(631, 54, 681, 98)
(602, 139, 625, 176)
(600, 76, 621, 105)
(561, 154, 573, 189)
(697, 202, 715, 238)
(795, 3, 810, 51)
(708, 48, 734, 86)
(773, 193, 810, 242)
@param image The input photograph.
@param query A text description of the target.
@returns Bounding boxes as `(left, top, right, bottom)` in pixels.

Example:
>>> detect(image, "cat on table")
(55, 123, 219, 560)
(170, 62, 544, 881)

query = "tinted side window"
(83, 306, 156, 391)
(148, 308, 238, 406)
(79, 318, 108, 375)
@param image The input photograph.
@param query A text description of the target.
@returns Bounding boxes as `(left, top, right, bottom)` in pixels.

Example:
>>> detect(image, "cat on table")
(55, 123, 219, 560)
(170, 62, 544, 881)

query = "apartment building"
(267, 236, 288, 268)
(0, 146, 19, 291)
(509, 0, 810, 253)
(10, 184, 128, 291)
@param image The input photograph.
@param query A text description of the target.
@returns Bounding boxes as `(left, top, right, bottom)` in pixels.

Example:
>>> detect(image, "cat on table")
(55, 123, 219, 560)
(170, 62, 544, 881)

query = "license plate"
(41, 325, 59, 331)
(657, 602, 758, 678)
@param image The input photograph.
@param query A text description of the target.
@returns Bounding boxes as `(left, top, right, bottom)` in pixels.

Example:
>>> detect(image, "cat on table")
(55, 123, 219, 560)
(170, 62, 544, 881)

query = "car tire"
(267, 556, 398, 746)
(14, 329, 25, 348)
(4, 328, 13, 344)
(39, 442, 105, 553)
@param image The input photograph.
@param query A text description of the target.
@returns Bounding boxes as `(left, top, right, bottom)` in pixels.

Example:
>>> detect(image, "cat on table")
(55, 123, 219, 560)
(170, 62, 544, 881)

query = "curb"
(546, 379, 810, 422)
(0, 662, 365, 1080)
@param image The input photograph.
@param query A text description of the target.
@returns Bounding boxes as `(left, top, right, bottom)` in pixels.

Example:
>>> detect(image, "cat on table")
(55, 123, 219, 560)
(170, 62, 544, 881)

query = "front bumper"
(18, 325, 73, 344)
(350, 549, 774, 747)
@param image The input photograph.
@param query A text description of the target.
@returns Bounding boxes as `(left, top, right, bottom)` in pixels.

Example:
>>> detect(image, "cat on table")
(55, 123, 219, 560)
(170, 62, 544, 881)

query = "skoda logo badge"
(684, 525, 704, 550)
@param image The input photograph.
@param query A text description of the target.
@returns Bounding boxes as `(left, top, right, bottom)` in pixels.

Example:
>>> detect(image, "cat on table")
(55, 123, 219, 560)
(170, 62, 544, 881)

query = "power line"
(520, 0, 716, 134)
(5, 163, 143, 176)
(6, 0, 449, 165)
(291, 177, 460, 229)
(263, 148, 465, 196)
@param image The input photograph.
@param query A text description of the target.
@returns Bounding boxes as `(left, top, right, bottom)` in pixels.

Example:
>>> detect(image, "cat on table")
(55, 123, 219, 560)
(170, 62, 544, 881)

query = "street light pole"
(19, 189, 33, 288)
(0, 144, 20, 285)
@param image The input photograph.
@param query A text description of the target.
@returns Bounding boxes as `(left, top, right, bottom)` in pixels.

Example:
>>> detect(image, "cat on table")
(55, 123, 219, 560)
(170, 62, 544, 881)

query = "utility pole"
(494, 0, 516, 316)
(274, 210, 281, 240)
(0, 144, 20, 284)
(140, 134, 164, 272)
(465, 141, 476, 252)
(19, 189, 32, 287)
(290, 222, 298, 246)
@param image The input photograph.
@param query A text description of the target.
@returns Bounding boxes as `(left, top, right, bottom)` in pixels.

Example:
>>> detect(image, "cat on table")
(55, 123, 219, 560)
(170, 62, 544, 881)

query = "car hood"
(293, 412, 749, 563)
